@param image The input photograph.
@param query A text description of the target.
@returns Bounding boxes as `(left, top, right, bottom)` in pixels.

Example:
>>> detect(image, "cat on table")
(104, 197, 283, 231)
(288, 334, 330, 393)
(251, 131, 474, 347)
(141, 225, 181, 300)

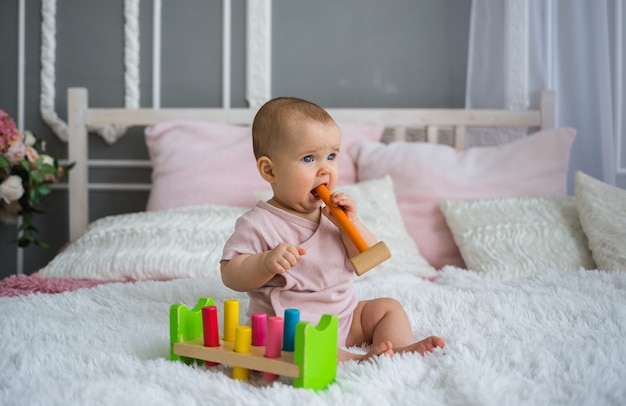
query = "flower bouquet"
(0, 109, 72, 248)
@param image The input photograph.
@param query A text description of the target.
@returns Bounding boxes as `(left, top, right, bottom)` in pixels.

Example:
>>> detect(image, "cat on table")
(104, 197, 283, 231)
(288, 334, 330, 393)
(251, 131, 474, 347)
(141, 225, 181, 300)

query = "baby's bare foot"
(358, 340, 394, 363)
(398, 336, 445, 355)
(338, 341, 394, 363)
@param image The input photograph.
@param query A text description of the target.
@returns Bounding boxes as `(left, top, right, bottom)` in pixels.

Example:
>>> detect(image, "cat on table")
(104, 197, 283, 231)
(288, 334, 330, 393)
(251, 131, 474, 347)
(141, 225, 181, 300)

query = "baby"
(220, 96, 445, 362)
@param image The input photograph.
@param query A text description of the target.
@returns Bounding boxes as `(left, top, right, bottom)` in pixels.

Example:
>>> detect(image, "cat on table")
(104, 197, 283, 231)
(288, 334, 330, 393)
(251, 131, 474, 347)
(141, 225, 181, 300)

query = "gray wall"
(0, 0, 470, 277)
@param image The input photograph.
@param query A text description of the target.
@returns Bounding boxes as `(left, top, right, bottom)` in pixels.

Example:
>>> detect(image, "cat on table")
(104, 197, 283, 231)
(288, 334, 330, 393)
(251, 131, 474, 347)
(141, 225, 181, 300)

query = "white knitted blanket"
(1, 267, 625, 405)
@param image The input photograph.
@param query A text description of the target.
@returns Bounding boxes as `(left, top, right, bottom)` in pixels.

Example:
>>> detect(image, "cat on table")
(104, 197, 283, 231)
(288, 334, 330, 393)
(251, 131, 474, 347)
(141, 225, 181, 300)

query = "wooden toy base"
(173, 338, 300, 378)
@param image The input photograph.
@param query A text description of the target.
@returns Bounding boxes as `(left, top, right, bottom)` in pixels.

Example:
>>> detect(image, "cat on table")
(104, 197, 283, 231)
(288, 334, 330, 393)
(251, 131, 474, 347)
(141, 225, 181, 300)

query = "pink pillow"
(145, 120, 383, 211)
(349, 128, 576, 269)
(336, 121, 385, 184)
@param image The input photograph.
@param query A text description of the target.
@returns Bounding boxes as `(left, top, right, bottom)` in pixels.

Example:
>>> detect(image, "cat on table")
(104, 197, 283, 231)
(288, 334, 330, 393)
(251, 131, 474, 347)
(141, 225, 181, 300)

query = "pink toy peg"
(263, 316, 284, 381)
(251, 312, 267, 346)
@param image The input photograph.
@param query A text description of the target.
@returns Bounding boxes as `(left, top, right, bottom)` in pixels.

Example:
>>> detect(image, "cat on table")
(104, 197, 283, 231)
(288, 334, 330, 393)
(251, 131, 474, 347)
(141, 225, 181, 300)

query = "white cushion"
(441, 196, 595, 279)
(575, 171, 626, 271)
(38, 205, 248, 281)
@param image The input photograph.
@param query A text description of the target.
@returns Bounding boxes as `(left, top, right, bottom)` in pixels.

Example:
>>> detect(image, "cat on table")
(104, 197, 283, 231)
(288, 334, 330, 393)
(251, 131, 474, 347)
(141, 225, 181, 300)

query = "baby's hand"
(264, 243, 306, 275)
(322, 191, 358, 223)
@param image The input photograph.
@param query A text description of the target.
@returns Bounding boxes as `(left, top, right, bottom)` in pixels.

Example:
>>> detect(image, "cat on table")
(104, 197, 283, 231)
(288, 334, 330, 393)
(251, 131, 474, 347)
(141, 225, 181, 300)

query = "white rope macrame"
(124, 0, 140, 110)
(40, 0, 140, 144)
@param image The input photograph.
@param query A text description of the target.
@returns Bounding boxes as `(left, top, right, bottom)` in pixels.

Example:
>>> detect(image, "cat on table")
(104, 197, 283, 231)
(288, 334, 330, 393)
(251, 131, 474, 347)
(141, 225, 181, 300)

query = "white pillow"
(38, 205, 248, 281)
(440, 196, 595, 279)
(254, 175, 437, 279)
(575, 171, 626, 271)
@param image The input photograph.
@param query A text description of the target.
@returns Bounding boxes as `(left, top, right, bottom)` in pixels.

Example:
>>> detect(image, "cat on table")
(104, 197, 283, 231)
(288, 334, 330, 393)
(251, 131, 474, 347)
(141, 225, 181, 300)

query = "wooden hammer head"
(349, 241, 392, 276)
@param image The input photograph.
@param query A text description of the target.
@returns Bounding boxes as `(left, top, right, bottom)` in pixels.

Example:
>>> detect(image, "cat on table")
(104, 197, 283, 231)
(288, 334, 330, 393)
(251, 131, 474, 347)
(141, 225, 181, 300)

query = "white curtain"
(466, 0, 618, 191)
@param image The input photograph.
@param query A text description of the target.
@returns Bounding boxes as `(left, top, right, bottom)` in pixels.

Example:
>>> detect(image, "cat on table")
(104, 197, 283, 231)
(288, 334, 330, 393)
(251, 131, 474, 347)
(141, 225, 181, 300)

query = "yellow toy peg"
(232, 326, 252, 380)
(223, 299, 239, 342)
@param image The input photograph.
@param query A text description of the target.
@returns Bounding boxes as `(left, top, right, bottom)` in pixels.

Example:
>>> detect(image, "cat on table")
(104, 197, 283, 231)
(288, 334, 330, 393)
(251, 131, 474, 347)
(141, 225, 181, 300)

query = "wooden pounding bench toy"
(170, 298, 338, 390)
(315, 184, 392, 275)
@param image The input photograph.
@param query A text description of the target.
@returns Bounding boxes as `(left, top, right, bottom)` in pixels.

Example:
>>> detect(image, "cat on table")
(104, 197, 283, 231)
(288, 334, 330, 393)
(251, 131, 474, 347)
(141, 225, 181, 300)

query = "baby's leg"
(346, 298, 445, 358)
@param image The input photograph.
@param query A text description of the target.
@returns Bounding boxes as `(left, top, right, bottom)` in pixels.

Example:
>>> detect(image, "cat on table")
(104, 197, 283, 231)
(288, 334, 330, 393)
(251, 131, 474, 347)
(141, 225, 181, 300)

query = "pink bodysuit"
(221, 201, 358, 346)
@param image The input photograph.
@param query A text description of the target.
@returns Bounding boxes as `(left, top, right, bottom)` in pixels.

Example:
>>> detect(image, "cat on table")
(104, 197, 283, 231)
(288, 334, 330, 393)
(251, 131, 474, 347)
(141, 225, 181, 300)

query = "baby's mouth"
(311, 184, 326, 200)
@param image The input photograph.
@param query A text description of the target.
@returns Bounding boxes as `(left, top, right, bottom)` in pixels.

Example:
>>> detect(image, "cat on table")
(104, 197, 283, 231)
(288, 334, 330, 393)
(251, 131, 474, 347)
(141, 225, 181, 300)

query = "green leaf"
(30, 170, 44, 184)
(17, 221, 37, 232)
(0, 155, 9, 168)
(29, 188, 40, 203)
(38, 184, 51, 196)
(21, 211, 33, 223)
(41, 164, 56, 174)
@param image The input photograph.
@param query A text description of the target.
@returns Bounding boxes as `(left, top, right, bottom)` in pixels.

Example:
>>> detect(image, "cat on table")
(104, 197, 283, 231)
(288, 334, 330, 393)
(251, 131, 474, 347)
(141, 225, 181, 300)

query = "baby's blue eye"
(327, 153, 336, 161)
(302, 155, 313, 163)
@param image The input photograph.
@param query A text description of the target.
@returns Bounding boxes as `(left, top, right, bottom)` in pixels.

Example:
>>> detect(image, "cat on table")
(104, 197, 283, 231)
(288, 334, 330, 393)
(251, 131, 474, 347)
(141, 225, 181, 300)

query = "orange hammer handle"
(315, 185, 369, 252)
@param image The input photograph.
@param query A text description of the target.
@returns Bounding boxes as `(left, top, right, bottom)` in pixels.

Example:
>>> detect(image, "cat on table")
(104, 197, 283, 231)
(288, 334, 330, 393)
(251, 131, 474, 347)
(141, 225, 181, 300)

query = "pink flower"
(25, 146, 40, 163)
(4, 142, 27, 165)
(0, 110, 21, 152)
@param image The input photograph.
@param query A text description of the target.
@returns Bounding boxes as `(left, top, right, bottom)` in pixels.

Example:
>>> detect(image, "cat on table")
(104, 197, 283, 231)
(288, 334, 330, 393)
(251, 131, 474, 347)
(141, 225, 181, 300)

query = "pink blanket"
(0, 274, 116, 297)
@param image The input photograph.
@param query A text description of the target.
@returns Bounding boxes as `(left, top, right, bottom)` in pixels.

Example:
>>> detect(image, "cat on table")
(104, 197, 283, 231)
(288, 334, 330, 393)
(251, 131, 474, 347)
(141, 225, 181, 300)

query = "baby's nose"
(317, 162, 331, 175)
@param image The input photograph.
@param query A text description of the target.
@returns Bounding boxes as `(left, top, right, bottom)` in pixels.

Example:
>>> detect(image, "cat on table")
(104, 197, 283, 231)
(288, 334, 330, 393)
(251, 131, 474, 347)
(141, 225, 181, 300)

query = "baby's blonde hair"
(252, 97, 335, 159)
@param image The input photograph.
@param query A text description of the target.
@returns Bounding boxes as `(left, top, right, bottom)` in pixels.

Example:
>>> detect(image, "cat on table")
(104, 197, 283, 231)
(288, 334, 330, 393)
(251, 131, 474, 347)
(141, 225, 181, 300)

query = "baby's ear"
(257, 156, 275, 183)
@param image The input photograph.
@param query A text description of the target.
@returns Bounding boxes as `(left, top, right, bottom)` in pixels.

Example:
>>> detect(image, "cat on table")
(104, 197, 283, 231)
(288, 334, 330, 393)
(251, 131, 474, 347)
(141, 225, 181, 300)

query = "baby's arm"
(220, 243, 306, 292)
(323, 191, 377, 258)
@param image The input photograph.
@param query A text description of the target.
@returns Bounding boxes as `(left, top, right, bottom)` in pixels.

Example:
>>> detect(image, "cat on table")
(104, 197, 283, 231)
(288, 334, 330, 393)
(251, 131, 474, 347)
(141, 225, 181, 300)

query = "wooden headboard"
(66, 87, 555, 241)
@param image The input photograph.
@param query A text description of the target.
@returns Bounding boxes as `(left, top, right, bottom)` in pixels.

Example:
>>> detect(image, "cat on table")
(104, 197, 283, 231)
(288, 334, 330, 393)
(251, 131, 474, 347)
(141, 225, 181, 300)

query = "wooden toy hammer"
(315, 184, 391, 276)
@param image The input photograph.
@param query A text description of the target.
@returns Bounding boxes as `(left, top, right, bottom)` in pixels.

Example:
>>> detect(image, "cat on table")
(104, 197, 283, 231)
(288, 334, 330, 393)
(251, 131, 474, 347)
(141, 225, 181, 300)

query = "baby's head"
(252, 97, 341, 215)
(252, 97, 336, 160)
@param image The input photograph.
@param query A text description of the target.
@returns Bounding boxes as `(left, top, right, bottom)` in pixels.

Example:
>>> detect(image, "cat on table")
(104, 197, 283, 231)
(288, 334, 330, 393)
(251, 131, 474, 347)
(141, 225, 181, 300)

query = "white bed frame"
(66, 87, 555, 242)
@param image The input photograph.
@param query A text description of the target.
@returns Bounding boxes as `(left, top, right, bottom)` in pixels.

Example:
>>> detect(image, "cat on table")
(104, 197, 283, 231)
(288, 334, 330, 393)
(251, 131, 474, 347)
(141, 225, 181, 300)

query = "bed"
(1, 86, 626, 405)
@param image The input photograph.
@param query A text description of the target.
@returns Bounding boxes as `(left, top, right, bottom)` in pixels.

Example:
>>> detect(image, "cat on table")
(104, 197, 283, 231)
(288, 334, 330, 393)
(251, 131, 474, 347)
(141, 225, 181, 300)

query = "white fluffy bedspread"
(1, 267, 625, 405)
